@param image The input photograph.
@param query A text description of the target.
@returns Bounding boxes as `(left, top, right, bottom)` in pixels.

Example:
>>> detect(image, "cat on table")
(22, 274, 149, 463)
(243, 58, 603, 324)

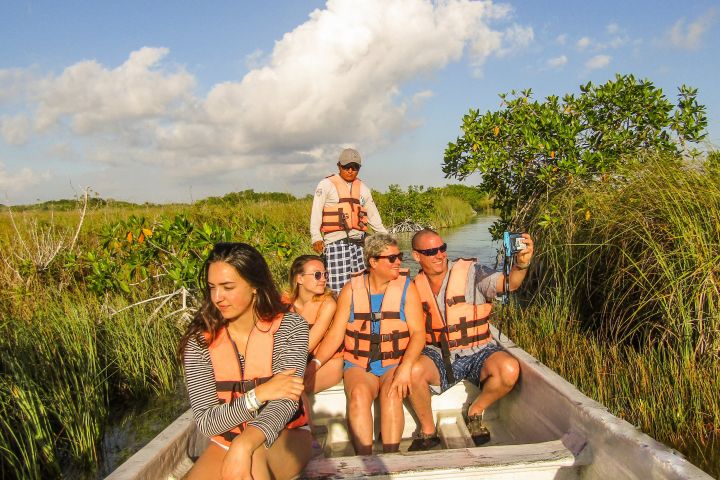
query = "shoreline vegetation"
(1, 167, 718, 478)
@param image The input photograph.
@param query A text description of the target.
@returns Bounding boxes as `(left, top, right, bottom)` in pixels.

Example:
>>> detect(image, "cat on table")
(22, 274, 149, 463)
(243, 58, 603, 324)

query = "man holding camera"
(406, 229, 534, 451)
(310, 148, 387, 293)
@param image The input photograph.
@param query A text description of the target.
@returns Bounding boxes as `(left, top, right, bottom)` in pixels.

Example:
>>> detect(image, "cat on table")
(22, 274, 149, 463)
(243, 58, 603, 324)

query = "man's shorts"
(324, 240, 366, 293)
(422, 342, 505, 394)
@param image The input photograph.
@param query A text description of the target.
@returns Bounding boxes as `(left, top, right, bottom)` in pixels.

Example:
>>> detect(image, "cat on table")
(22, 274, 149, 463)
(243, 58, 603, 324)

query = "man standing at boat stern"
(310, 148, 388, 293)
(406, 229, 534, 451)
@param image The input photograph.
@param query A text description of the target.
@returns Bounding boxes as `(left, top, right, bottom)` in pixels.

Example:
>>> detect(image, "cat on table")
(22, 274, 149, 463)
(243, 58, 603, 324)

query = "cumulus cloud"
(33, 47, 196, 134)
(547, 55, 568, 68)
(1, 0, 530, 199)
(1, 115, 30, 145)
(0, 161, 50, 194)
(585, 54, 611, 70)
(606, 23, 620, 35)
(667, 10, 716, 50)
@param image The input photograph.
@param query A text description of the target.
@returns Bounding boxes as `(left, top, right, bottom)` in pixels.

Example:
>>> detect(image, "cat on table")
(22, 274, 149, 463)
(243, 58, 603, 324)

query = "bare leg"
(468, 351, 520, 416)
(407, 355, 442, 435)
(183, 429, 312, 480)
(378, 366, 405, 452)
(183, 442, 225, 480)
(266, 428, 313, 479)
(344, 366, 380, 455)
(310, 357, 344, 393)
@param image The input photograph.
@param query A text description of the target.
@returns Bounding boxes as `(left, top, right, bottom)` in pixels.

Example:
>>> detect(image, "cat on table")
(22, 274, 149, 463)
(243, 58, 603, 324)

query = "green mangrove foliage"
(443, 74, 707, 236)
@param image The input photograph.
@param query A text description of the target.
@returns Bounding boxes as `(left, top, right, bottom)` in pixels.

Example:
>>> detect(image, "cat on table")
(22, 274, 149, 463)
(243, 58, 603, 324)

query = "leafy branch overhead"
(442, 74, 708, 235)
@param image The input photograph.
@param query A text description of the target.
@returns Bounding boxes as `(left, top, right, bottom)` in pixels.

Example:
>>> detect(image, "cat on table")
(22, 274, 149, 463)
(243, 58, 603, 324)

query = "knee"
(410, 361, 430, 386)
(498, 358, 520, 387)
(347, 386, 374, 411)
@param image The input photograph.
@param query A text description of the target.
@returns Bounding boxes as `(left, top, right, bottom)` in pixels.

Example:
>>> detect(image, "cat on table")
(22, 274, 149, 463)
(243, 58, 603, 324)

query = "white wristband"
(245, 388, 261, 412)
(311, 358, 322, 368)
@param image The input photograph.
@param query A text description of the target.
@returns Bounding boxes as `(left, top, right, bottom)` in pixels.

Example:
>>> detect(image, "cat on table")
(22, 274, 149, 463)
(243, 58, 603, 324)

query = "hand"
(255, 368, 304, 403)
(221, 439, 253, 480)
(312, 240, 325, 254)
(515, 233, 534, 267)
(388, 362, 412, 399)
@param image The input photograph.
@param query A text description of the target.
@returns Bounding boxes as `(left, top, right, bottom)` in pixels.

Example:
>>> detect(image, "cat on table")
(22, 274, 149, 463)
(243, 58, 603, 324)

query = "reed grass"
(513, 154, 720, 476)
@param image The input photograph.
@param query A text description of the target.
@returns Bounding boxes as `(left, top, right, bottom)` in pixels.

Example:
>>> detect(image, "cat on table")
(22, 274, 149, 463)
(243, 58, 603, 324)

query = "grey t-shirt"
(424, 259, 501, 360)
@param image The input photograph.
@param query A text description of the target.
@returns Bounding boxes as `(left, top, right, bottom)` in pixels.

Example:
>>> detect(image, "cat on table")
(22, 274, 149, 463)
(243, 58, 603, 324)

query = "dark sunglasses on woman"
(373, 253, 404, 263)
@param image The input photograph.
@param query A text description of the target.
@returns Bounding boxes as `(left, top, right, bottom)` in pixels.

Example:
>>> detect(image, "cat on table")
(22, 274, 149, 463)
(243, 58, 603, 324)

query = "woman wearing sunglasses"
(285, 255, 343, 393)
(312, 233, 426, 455)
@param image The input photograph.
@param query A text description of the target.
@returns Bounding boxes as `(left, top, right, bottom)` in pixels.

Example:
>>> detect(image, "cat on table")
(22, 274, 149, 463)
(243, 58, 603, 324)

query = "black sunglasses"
(302, 271, 329, 281)
(340, 163, 361, 171)
(414, 243, 447, 256)
(373, 252, 404, 263)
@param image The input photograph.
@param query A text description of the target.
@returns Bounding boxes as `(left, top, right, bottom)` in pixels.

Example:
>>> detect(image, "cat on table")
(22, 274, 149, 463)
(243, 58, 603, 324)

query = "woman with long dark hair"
(179, 243, 312, 480)
(285, 255, 343, 393)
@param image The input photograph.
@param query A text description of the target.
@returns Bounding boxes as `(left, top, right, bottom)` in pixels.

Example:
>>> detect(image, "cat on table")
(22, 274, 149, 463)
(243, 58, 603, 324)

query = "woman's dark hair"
(287, 254, 332, 303)
(179, 242, 288, 359)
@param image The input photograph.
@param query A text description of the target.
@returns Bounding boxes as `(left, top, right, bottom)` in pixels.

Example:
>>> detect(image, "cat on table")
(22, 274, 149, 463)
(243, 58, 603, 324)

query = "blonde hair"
(363, 233, 398, 266)
(287, 254, 333, 303)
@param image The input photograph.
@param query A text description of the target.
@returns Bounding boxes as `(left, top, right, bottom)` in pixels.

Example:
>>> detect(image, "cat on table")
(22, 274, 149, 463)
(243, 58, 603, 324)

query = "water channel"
(98, 213, 500, 477)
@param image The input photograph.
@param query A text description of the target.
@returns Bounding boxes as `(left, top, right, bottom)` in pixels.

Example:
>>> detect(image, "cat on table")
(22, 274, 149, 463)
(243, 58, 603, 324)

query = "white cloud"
(1, 115, 30, 145)
(33, 47, 196, 134)
(667, 10, 716, 50)
(547, 55, 568, 68)
(1, 0, 528, 200)
(495, 24, 534, 58)
(0, 161, 50, 194)
(577, 36, 592, 49)
(555, 34, 567, 45)
(606, 23, 620, 35)
(585, 54, 611, 70)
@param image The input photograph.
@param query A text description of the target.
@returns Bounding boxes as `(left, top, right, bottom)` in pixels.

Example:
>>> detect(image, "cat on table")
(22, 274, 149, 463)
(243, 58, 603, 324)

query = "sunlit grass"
(513, 155, 720, 476)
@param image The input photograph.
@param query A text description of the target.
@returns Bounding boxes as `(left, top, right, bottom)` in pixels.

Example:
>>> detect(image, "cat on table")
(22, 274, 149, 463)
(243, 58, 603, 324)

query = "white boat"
(106, 328, 712, 479)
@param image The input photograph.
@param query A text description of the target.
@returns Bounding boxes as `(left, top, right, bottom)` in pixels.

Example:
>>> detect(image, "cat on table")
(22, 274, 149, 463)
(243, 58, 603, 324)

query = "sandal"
(465, 414, 491, 446)
(407, 431, 441, 452)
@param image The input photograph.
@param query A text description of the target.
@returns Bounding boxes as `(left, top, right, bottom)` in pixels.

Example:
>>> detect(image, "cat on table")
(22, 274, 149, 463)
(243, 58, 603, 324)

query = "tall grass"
(513, 155, 719, 476)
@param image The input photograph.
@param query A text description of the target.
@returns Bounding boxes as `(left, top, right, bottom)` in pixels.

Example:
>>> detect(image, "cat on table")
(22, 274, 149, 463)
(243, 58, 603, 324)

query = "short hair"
(411, 228, 439, 250)
(364, 233, 398, 265)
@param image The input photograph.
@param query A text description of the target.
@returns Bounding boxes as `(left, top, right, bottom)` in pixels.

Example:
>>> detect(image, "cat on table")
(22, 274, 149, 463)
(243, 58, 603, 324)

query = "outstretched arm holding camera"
(496, 233, 534, 294)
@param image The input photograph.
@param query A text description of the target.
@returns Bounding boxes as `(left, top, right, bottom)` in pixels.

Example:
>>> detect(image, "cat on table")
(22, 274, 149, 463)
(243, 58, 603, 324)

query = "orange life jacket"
(320, 175, 369, 233)
(205, 315, 308, 448)
(283, 294, 344, 358)
(344, 270, 411, 370)
(414, 259, 493, 350)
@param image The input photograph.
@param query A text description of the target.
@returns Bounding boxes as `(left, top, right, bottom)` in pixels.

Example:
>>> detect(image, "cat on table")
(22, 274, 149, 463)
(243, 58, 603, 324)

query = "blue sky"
(1, 0, 718, 205)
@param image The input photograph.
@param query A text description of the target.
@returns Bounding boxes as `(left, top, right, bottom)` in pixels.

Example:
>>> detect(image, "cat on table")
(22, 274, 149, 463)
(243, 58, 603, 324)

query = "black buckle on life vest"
(446, 295, 466, 307)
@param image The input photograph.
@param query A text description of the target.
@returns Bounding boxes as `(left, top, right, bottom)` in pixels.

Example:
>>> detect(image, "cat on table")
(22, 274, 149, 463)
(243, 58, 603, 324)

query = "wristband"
(245, 388, 261, 412)
(311, 358, 322, 368)
(515, 262, 531, 270)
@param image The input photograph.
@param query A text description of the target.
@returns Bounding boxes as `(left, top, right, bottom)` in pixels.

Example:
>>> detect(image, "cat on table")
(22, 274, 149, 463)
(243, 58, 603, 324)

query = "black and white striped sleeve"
(183, 335, 257, 438)
(248, 312, 309, 447)
(182, 312, 309, 448)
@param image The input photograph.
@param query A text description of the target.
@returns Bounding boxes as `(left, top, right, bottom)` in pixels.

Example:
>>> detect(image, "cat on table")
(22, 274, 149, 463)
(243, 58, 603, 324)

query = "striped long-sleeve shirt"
(183, 312, 309, 447)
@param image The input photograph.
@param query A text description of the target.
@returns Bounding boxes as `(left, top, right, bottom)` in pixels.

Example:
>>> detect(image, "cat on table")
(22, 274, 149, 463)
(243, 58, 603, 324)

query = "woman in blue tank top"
(312, 233, 426, 455)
